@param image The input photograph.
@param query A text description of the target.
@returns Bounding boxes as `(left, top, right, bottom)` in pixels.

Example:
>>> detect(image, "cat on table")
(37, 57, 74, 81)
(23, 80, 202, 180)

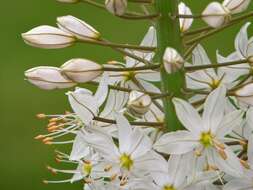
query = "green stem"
(155, 0, 184, 131)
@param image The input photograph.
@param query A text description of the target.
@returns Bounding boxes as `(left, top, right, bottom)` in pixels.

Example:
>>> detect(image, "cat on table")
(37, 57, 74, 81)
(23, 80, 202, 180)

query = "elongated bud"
(56, 0, 79, 3)
(105, 0, 127, 16)
(163, 47, 184, 74)
(127, 91, 151, 117)
(61, 58, 102, 83)
(202, 2, 231, 28)
(178, 2, 193, 32)
(235, 83, 253, 106)
(57, 15, 100, 41)
(22, 25, 75, 49)
(222, 0, 250, 14)
(25, 66, 76, 90)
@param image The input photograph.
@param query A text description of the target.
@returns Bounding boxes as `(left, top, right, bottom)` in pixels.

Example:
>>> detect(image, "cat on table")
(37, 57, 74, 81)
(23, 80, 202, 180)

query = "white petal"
(216, 110, 244, 137)
(223, 0, 251, 14)
(70, 131, 89, 161)
(235, 22, 251, 58)
(173, 98, 203, 134)
(224, 179, 253, 190)
(203, 85, 226, 132)
(247, 133, 253, 166)
(94, 74, 109, 107)
(179, 2, 193, 32)
(116, 114, 132, 154)
(153, 130, 199, 155)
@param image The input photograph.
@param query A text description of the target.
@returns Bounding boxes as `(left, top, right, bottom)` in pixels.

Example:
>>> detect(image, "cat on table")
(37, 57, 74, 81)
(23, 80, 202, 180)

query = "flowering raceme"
(22, 0, 253, 190)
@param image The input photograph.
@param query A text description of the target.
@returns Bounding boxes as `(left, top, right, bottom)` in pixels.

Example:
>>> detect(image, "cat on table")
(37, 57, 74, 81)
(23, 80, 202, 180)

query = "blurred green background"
(1, 0, 252, 189)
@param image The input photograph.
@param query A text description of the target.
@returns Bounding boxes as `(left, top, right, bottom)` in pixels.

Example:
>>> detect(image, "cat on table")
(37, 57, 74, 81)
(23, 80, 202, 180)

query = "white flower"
(22, 25, 75, 49)
(202, 2, 231, 28)
(127, 90, 152, 117)
(61, 58, 103, 83)
(154, 86, 244, 177)
(84, 114, 155, 175)
(67, 74, 109, 125)
(150, 154, 219, 190)
(105, 0, 127, 16)
(163, 47, 184, 74)
(57, 15, 100, 41)
(25, 66, 76, 90)
(178, 2, 193, 32)
(222, 0, 251, 14)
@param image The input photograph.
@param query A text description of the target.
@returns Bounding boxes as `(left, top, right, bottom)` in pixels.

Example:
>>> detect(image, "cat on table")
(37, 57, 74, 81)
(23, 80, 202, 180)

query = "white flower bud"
(61, 58, 103, 83)
(22, 25, 75, 49)
(57, 15, 100, 41)
(25, 66, 76, 90)
(235, 83, 253, 105)
(178, 2, 193, 32)
(163, 47, 184, 74)
(127, 91, 152, 117)
(56, 0, 79, 3)
(105, 0, 127, 16)
(223, 0, 250, 14)
(202, 2, 231, 28)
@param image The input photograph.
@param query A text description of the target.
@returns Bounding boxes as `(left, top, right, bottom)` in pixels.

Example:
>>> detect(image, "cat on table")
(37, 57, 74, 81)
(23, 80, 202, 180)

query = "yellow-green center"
(163, 185, 176, 190)
(124, 71, 135, 81)
(210, 79, 220, 89)
(83, 163, 92, 176)
(120, 153, 133, 170)
(200, 132, 213, 148)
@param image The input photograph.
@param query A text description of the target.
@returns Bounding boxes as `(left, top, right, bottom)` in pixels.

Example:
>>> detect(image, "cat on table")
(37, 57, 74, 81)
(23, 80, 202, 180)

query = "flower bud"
(105, 0, 127, 16)
(25, 66, 76, 90)
(178, 2, 193, 32)
(223, 0, 250, 14)
(22, 25, 75, 49)
(127, 91, 152, 117)
(163, 47, 184, 74)
(202, 2, 231, 28)
(235, 83, 253, 105)
(56, 0, 79, 3)
(61, 58, 103, 83)
(57, 15, 100, 41)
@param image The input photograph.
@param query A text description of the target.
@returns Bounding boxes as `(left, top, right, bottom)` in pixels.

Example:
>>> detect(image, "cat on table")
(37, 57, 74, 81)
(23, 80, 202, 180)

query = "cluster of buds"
(25, 58, 102, 90)
(202, 0, 250, 28)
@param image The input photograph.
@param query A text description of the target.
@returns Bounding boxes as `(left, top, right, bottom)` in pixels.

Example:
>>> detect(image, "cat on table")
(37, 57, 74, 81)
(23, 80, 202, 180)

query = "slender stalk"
(155, 0, 184, 131)
(102, 64, 160, 71)
(185, 59, 248, 72)
(117, 13, 159, 20)
(128, 0, 153, 3)
(93, 116, 164, 128)
(79, 39, 156, 51)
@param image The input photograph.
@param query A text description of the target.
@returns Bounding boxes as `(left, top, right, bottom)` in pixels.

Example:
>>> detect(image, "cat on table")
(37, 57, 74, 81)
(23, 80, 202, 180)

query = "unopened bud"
(61, 58, 102, 83)
(223, 0, 250, 14)
(22, 25, 75, 49)
(105, 0, 127, 16)
(127, 91, 152, 117)
(235, 83, 253, 106)
(57, 15, 100, 41)
(25, 66, 76, 90)
(163, 47, 184, 74)
(202, 2, 231, 28)
(178, 2, 193, 32)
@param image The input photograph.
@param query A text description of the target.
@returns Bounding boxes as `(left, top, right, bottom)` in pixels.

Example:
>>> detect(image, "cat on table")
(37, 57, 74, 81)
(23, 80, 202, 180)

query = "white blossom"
(105, 0, 127, 16)
(179, 2, 193, 32)
(163, 47, 184, 74)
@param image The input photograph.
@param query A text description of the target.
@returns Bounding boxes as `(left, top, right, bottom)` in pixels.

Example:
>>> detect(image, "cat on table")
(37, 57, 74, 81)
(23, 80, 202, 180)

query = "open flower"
(154, 86, 244, 177)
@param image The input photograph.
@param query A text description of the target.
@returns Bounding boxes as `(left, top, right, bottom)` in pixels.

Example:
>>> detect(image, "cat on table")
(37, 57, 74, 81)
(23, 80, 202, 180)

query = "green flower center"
(120, 153, 133, 170)
(83, 163, 92, 176)
(124, 71, 135, 81)
(163, 185, 176, 190)
(200, 132, 213, 147)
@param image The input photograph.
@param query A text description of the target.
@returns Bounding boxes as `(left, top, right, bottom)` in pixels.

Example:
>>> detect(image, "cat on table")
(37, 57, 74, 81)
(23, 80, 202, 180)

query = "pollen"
(83, 163, 92, 176)
(163, 185, 176, 190)
(200, 131, 213, 148)
(120, 153, 133, 170)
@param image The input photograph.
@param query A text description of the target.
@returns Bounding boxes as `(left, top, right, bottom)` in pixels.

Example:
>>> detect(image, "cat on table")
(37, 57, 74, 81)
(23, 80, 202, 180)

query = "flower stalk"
(155, 0, 185, 131)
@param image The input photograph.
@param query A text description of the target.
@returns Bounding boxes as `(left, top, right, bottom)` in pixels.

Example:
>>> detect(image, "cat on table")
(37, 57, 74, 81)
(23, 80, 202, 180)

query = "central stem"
(155, 0, 185, 131)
